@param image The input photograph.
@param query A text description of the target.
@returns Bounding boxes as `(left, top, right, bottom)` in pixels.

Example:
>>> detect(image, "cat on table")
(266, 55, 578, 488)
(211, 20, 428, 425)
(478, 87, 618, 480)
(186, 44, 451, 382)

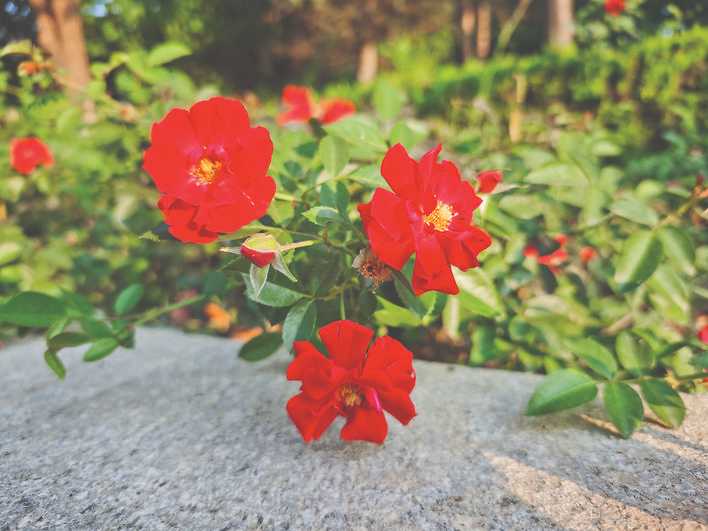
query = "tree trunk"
(29, 0, 91, 94)
(460, 0, 476, 63)
(476, 1, 492, 60)
(548, 0, 574, 48)
(357, 41, 378, 84)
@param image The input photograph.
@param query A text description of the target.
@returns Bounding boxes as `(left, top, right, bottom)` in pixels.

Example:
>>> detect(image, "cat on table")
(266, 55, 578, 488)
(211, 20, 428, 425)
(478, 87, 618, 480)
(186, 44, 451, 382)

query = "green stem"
(134, 295, 206, 326)
(621, 372, 706, 384)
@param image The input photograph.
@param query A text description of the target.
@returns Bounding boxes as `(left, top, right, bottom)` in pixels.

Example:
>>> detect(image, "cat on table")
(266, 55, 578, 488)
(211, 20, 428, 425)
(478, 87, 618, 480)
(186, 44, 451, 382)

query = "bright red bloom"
(286, 320, 416, 444)
(698, 325, 708, 345)
(240, 244, 276, 267)
(605, 0, 625, 16)
(524, 235, 568, 274)
(579, 246, 598, 263)
(10, 137, 54, 175)
(278, 85, 355, 126)
(144, 97, 275, 244)
(358, 144, 491, 295)
(477, 170, 502, 194)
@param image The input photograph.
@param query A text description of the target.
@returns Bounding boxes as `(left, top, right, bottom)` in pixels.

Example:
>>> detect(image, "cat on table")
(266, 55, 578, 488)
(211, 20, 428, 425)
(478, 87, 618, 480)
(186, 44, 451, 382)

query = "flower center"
(423, 201, 454, 232)
(190, 157, 222, 185)
(337, 384, 363, 408)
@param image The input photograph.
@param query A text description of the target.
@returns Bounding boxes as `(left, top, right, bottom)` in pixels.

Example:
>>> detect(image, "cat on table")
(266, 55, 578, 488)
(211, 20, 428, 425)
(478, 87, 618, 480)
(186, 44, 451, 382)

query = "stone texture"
(1, 328, 706, 531)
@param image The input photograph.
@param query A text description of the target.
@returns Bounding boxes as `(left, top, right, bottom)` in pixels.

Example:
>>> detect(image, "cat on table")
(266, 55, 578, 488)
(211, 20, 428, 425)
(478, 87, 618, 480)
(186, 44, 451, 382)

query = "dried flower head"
(353, 248, 392, 288)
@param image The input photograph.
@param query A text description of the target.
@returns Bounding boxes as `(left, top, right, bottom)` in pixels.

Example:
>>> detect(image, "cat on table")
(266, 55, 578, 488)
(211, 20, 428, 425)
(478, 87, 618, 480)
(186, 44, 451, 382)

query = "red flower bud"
(278, 85, 355, 125)
(698, 325, 708, 345)
(605, 0, 625, 16)
(477, 170, 502, 194)
(580, 246, 598, 263)
(241, 245, 276, 268)
(10, 137, 54, 175)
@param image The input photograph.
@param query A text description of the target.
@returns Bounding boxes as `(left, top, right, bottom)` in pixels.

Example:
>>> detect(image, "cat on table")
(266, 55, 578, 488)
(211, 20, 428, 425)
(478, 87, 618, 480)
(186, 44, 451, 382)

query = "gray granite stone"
(0, 328, 706, 530)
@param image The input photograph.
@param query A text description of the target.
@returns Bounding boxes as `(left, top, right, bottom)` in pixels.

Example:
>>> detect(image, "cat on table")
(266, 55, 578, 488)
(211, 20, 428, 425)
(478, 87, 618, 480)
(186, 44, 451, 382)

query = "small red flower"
(286, 320, 416, 444)
(605, 0, 625, 16)
(477, 170, 502, 194)
(144, 97, 275, 244)
(579, 246, 598, 263)
(241, 244, 276, 267)
(524, 235, 568, 274)
(10, 138, 54, 175)
(358, 144, 491, 295)
(278, 85, 355, 126)
(698, 325, 708, 345)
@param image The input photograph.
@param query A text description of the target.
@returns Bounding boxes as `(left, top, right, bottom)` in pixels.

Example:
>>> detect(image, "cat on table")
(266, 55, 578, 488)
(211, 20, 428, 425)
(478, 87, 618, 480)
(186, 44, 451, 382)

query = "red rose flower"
(477, 170, 502, 194)
(286, 320, 416, 444)
(278, 85, 355, 126)
(10, 137, 54, 175)
(698, 325, 708, 345)
(358, 144, 491, 295)
(144, 97, 275, 244)
(605, 0, 625, 16)
(579, 246, 598, 263)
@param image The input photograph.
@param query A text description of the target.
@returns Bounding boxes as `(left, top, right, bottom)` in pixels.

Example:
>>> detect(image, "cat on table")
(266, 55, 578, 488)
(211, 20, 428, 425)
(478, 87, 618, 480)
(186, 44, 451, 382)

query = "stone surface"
(1, 328, 706, 531)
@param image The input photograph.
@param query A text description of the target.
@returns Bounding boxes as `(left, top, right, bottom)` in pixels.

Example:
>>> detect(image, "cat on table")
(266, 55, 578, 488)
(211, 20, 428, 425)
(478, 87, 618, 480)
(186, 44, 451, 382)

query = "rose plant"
(1, 41, 706, 443)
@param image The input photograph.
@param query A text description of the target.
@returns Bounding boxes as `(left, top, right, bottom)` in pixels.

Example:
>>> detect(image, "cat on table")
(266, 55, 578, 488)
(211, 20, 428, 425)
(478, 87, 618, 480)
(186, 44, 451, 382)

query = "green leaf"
(0, 292, 66, 328)
(0, 39, 32, 57)
(691, 352, 708, 369)
(566, 337, 618, 380)
(302, 206, 342, 226)
(373, 297, 421, 328)
(389, 120, 428, 149)
(647, 265, 691, 325)
(469, 325, 496, 365)
(80, 318, 114, 339)
(324, 115, 387, 156)
(48, 332, 90, 351)
(525, 162, 588, 187)
(498, 195, 545, 220)
(372, 79, 406, 120)
(83, 338, 120, 362)
(114, 284, 144, 316)
(0, 241, 21, 266)
(526, 369, 598, 416)
(239, 332, 283, 362)
(393, 272, 427, 317)
(610, 196, 658, 227)
(319, 136, 350, 177)
(639, 379, 686, 428)
(282, 300, 317, 352)
(46, 316, 71, 339)
(614, 231, 662, 292)
(335, 182, 349, 215)
(604, 382, 643, 438)
(44, 350, 66, 380)
(615, 332, 654, 372)
(147, 42, 191, 66)
(243, 274, 305, 307)
(454, 269, 505, 319)
(658, 226, 695, 276)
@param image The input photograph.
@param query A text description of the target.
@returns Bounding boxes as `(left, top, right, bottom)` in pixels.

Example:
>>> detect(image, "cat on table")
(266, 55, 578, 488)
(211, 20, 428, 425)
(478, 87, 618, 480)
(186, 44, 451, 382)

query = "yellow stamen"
(190, 157, 222, 185)
(338, 384, 363, 408)
(423, 201, 454, 232)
